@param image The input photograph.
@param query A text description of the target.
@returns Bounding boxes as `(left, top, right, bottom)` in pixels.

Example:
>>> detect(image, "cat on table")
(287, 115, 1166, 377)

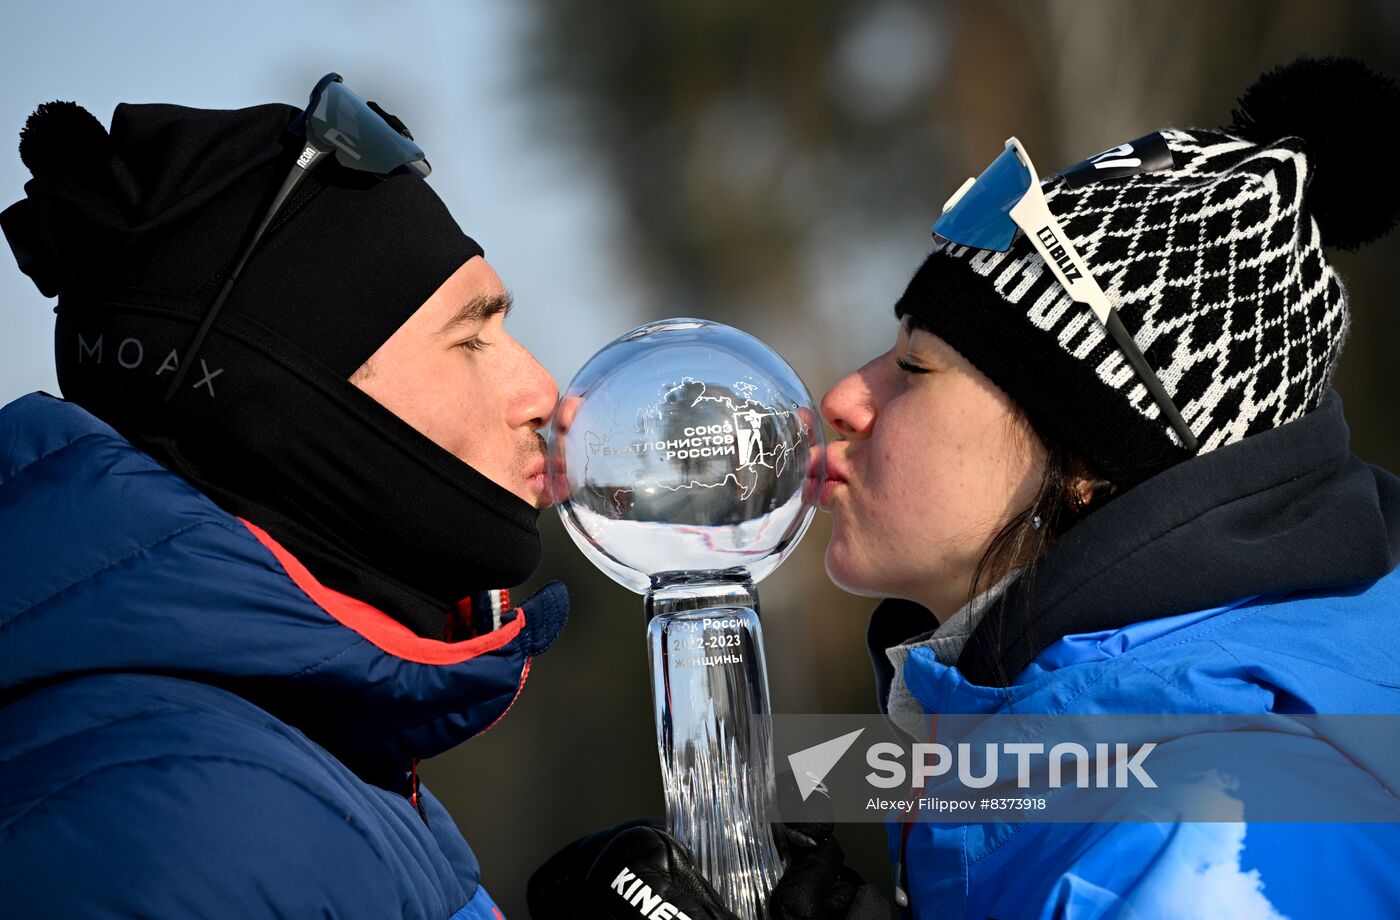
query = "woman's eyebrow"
(439, 291, 514, 334)
(905, 325, 943, 352)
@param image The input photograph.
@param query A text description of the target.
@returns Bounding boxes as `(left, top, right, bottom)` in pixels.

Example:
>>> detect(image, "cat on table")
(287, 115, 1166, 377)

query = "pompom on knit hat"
(896, 55, 1400, 488)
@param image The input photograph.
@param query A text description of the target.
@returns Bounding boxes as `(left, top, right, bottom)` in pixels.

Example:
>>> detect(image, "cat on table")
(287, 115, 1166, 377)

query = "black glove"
(527, 815, 896, 920)
(767, 768, 897, 920)
(768, 821, 895, 920)
(528, 816, 729, 919)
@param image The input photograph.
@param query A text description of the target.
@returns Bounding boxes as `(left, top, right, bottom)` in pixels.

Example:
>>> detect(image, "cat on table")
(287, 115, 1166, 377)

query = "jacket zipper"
(893, 711, 940, 913)
(409, 757, 429, 828)
(894, 815, 912, 911)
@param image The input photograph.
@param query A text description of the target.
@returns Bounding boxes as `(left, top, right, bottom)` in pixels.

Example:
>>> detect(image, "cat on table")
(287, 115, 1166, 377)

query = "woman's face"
(818, 319, 1046, 620)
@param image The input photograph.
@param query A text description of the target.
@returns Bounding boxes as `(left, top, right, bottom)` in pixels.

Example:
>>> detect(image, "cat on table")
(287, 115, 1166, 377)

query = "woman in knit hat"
(530, 55, 1400, 920)
(819, 55, 1400, 918)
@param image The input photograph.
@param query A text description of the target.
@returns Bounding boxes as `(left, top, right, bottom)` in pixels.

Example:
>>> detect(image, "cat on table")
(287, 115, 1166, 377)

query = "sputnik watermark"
(864, 741, 1157, 790)
(765, 714, 1400, 823)
(869, 795, 1049, 814)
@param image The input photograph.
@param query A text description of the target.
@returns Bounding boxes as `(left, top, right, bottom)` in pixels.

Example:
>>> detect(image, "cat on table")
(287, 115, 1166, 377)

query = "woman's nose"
(820, 371, 875, 439)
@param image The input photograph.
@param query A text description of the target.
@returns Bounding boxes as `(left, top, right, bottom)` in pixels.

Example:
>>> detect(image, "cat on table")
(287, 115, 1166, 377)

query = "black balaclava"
(2, 98, 543, 637)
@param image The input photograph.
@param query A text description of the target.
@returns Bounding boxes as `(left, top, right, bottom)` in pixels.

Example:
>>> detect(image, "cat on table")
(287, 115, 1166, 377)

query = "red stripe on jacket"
(239, 518, 526, 666)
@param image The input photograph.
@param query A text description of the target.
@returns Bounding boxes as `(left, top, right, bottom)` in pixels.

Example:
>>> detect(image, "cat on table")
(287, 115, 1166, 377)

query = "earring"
(1032, 514, 1044, 530)
(1069, 478, 1116, 514)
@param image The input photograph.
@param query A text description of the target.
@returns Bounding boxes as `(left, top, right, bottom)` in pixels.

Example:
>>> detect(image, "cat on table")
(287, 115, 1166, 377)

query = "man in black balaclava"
(0, 84, 568, 916)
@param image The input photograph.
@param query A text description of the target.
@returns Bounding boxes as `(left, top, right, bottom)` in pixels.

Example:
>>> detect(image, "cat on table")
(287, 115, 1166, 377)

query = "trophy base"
(647, 573, 786, 920)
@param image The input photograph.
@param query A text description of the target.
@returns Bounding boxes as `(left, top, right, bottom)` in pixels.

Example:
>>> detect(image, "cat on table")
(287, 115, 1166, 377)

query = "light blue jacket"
(871, 392, 1400, 919)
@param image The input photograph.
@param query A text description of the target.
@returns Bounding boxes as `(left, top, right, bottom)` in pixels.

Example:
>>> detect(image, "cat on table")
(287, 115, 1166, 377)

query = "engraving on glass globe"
(553, 319, 819, 594)
(549, 319, 823, 919)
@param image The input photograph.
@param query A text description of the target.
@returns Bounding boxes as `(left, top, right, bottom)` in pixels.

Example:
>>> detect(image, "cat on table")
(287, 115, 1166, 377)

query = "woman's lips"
(818, 476, 844, 508)
(818, 457, 850, 510)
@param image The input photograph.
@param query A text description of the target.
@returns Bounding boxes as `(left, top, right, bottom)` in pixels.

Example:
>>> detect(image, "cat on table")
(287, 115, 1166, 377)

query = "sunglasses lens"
(306, 81, 429, 177)
(932, 145, 1032, 253)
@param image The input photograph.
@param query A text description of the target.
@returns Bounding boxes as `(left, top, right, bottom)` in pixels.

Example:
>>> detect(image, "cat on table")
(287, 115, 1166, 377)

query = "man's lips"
(523, 456, 549, 495)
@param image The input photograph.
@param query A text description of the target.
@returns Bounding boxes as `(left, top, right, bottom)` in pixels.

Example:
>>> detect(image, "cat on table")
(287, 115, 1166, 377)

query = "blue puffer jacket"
(0, 393, 568, 919)
(869, 391, 1400, 919)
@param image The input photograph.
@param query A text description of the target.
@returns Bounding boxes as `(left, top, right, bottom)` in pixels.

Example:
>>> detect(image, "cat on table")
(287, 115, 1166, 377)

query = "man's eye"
(457, 337, 492, 353)
(896, 356, 929, 375)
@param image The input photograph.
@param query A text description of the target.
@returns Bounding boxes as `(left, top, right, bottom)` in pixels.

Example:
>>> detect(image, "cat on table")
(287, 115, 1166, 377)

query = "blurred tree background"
(423, 2, 1400, 915)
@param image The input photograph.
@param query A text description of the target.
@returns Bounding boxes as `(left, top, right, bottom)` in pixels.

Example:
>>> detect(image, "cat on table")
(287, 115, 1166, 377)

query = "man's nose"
(515, 347, 559, 431)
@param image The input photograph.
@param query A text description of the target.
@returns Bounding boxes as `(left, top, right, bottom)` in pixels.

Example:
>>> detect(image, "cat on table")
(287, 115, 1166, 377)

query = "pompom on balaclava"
(896, 55, 1400, 488)
(1, 93, 543, 637)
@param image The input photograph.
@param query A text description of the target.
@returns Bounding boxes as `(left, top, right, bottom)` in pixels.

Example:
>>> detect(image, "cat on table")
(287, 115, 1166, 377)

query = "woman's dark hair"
(963, 402, 1118, 687)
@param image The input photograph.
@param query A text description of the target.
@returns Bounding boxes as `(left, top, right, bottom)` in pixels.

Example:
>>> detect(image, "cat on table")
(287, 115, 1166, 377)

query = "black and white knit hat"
(897, 56, 1400, 487)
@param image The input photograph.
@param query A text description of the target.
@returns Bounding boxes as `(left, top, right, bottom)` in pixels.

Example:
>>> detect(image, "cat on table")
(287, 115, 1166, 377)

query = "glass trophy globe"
(550, 318, 820, 592)
(549, 318, 823, 919)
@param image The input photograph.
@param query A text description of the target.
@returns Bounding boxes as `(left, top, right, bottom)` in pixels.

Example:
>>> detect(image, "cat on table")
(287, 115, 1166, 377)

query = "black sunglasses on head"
(163, 73, 431, 400)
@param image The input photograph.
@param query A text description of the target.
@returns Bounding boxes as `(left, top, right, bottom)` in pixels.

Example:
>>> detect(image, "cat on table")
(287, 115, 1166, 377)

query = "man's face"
(350, 257, 558, 507)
